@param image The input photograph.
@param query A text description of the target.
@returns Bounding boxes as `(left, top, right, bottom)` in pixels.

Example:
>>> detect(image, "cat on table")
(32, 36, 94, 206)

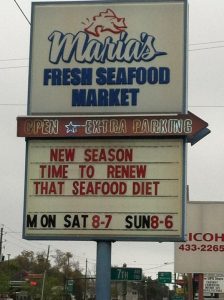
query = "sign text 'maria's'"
(48, 31, 166, 64)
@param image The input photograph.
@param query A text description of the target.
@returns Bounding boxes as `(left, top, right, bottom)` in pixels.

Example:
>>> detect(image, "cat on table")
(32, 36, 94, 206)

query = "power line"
(4, 225, 96, 263)
(143, 262, 174, 272)
(189, 105, 224, 107)
(0, 66, 28, 70)
(189, 45, 224, 52)
(0, 58, 28, 62)
(0, 42, 223, 64)
(0, 41, 223, 71)
(190, 40, 224, 46)
(0, 40, 222, 63)
(0, 44, 223, 70)
(0, 104, 26, 106)
(0, 227, 3, 260)
(12, 0, 31, 25)
(4, 225, 52, 252)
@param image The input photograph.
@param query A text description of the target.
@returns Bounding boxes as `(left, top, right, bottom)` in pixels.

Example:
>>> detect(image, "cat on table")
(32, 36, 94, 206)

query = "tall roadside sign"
(158, 272, 172, 284)
(23, 138, 184, 240)
(28, 1, 186, 115)
(175, 202, 224, 273)
(111, 267, 142, 281)
(17, 112, 208, 142)
(18, 1, 211, 298)
(204, 274, 224, 293)
(18, 1, 209, 243)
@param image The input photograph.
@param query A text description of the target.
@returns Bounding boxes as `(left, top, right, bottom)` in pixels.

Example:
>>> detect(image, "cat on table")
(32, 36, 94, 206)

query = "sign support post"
(187, 273, 193, 300)
(96, 241, 111, 300)
(198, 274, 204, 300)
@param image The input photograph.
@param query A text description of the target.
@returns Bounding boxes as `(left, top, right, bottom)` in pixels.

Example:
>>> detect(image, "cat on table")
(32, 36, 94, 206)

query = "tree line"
(0, 249, 171, 300)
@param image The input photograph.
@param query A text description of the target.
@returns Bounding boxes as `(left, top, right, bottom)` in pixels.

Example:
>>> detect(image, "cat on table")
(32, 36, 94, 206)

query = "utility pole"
(122, 263, 127, 300)
(66, 253, 70, 300)
(41, 245, 50, 300)
(0, 227, 4, 261)
(84, 258, 88, 300)
(7, 254, 11, 268)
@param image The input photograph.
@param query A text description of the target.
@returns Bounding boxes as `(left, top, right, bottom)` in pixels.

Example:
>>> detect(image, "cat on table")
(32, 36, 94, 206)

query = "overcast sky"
(0, 0, 224, 278)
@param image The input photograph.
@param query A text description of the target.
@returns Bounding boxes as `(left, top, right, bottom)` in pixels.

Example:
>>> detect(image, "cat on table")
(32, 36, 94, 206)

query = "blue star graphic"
(65, 121, 79, 133)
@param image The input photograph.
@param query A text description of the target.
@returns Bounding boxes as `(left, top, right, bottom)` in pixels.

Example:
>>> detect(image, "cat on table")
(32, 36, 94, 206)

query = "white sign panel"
(28, 1, 187, 115)
(23, 139, 185, 240)
(204, 274, 224, 293)
(175, 202, 224, 273)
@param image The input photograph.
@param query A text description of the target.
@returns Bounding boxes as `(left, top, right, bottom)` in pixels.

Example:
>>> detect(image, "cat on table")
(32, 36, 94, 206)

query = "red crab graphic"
(83, 9, 127, 37)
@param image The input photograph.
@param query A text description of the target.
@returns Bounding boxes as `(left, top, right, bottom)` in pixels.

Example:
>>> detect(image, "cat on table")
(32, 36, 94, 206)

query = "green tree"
(0, 272, 10, 294)
(145, 277, 170, 300)
(52, 249, 85, 300)
(16, 250, 35, 271)
(0, 249, 86, 300)
(129, 276, 171, 300)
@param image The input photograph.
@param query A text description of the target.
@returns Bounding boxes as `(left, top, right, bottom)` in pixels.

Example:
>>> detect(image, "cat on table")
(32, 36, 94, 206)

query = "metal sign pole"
(96, 241, 111, 300)
(198, 273, 204, 300)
